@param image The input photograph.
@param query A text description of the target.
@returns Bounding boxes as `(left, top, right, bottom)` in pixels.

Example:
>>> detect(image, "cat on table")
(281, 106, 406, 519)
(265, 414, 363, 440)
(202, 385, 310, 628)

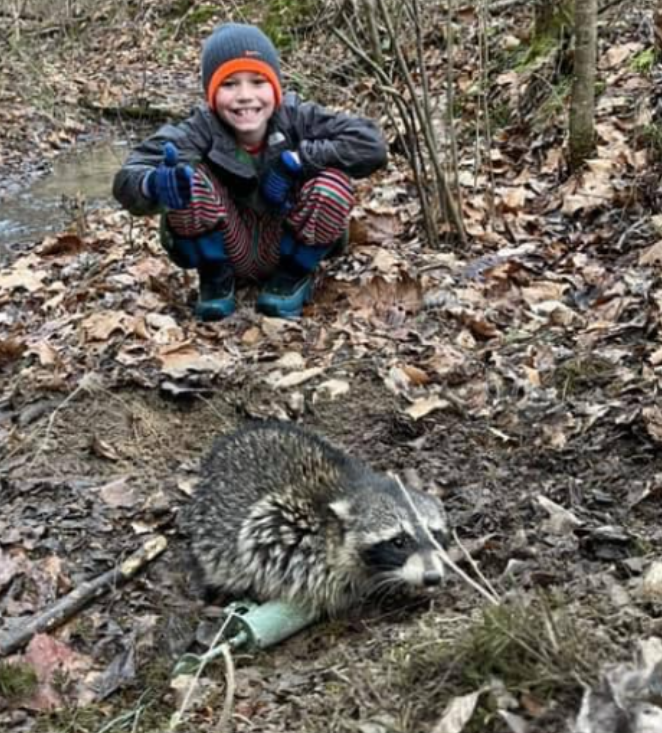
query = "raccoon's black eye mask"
(360, 533, 415, 569)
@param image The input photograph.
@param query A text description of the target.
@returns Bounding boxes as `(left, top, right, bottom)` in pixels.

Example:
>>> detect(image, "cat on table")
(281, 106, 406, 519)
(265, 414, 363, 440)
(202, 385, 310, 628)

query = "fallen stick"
(0, 535, 167, 657)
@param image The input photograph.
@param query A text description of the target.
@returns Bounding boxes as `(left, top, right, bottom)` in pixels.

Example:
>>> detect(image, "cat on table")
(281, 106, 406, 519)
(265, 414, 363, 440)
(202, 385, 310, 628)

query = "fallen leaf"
(157, 343, 232, 379)
(643, 406, 662, 443)
(602, 42, 644, 69)
(642, 562, 662, 603)
(639, 241, 662, 266)
(82, 311, 136, 342)
(91, 436, 121, 461)
(268, 367, 324, 389)
(0, 255, 47, 292)
(537, 495, 582, 534)
(241, 326, 262, 345)
(432, 690, 481, 733)
(0, 549, 21, 592)
(400, 364, 431, 386)
(97, 477, 139, 508)
(405, 396, 450, 420)
(0, 338, 27, 366)
(275, 351, 306, 370)
(313, 378, 351, 401)
(18, 634, 94, 711)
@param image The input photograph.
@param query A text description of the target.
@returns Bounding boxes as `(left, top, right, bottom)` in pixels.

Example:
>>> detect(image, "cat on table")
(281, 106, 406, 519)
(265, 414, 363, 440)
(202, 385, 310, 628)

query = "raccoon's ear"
(329, 499, 353, 524)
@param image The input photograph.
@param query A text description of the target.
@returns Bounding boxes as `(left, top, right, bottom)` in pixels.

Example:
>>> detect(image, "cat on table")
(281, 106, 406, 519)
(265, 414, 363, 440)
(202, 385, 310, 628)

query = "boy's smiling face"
(214, 71, 276, 147)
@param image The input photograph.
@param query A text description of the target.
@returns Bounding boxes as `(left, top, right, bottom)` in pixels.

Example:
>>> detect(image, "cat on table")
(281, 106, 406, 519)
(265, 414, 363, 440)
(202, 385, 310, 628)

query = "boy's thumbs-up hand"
(261, 150, 303, 210)
(144, 142, 194, 210)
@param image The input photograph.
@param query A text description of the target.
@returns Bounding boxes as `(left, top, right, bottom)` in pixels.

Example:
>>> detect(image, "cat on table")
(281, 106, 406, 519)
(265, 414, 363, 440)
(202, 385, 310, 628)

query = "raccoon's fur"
(179, 422, 449, 616)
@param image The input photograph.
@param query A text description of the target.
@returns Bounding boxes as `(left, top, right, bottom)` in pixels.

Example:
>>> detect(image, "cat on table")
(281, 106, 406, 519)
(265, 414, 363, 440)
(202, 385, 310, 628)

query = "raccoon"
(179, 422, 449, 616)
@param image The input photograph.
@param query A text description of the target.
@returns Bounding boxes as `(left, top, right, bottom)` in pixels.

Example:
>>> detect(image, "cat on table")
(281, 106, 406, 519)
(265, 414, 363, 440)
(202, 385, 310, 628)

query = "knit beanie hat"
(202, 23, 283, 109)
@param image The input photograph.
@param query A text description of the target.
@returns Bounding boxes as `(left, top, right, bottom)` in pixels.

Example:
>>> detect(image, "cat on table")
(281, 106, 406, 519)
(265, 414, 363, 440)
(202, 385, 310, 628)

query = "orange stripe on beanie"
(202, 24, 283, 110)
(206, 59, 282, 108)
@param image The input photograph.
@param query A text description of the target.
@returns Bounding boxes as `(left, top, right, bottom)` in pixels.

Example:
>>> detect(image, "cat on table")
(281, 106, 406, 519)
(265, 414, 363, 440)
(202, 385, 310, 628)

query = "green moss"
(183, 5, 217, 29)
(640, 123, 662, 160)
(631, 48, 657, 75)
(514, 35, 559, 73)
(262, 0, 317, 51)
(0, 660, 38, 702)
(554, 355, 616, 396)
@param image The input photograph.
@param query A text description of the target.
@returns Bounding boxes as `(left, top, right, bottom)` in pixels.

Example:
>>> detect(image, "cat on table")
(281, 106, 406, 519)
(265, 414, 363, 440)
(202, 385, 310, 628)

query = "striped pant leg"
(166, 164, 281, 279)
(286, 170, 355, 247)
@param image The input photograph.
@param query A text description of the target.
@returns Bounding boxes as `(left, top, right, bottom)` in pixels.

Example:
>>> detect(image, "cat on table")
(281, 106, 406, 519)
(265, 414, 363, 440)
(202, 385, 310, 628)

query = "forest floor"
(1, 1, 662, 732)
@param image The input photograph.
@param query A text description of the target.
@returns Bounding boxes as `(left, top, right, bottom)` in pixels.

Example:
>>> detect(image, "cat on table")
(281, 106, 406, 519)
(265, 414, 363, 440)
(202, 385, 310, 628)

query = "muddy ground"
(3, 365, 661, 732)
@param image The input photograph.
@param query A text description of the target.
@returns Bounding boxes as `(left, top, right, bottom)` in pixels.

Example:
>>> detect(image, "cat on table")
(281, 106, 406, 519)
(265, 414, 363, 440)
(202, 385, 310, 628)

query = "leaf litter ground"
(2, 1, 662, 731)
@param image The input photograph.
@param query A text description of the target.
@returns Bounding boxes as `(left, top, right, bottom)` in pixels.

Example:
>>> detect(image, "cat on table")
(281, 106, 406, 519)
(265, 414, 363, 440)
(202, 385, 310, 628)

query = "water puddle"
(0, 140, 128, 257)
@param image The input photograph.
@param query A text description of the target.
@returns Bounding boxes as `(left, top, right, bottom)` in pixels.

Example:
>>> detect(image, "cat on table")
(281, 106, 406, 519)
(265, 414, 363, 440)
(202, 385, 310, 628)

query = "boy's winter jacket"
(113, 92, 387, 217)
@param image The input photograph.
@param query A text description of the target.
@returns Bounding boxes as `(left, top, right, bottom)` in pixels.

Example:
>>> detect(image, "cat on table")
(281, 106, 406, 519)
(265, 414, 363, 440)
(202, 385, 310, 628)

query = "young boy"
(113, 22, 387, 321)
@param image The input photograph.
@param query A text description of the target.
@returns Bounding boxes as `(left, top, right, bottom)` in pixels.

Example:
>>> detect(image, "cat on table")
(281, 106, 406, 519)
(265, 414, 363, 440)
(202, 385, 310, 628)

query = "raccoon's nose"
(423, 570, 443, 587)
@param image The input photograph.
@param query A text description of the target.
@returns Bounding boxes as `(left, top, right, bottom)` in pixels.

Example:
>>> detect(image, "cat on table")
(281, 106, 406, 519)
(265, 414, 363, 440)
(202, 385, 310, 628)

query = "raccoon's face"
(331, 478, 450, 593)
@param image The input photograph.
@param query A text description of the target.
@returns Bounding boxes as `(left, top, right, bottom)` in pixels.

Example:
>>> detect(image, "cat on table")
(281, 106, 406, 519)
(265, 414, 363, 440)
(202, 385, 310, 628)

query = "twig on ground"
(169, 613, 237, 733)
(391, 474, 501, 606)
(27, 371, 103, 469)
(0, 536, 167, 657)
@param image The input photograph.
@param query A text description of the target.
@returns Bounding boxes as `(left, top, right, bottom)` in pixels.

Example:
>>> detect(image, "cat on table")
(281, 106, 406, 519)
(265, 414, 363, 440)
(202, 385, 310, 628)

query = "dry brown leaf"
(405, 396, 449, 420)
(38, 233, 85, 257)
(0, 338, 27, 366)
(639, 240, 662, 266)
(313, 379, 350, 402)
(401, 364, 431, 386)
(371, 248, 400, 275)
(355, 209, 404, 245)
(462, 314, 500, 339)
(561, 159, 615, 214)
(427, 345, 467, 378)
(158, 344, 231, 379)
(98, 477, 139, 507)
(602, 42, 644, 69)
(17, 634, 94, 711)
(497, 185, 529, 211)
(521, 282, 568, 304)
(432, 690, 481, 733)
(0, 255, 47, 292)
(269, 367, 323, 389)
(275, 351, 306, 370)
(348, 275, 423, 315)
(31, 342, 59, 367)
(82, 311, 136, 342)
(241, 326, 262, 345)
(128, 257, 169, 281)
(91, 436, 121, 461)
(643, 406, 662, 443)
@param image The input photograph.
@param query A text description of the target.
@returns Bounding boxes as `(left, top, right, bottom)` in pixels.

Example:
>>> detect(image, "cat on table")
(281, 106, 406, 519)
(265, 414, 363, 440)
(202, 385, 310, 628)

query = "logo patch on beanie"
(245, 50, 262, 58)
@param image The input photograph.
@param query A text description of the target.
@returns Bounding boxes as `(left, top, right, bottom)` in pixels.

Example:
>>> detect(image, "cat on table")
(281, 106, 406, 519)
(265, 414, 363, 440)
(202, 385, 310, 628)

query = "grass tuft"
(0, 660, 39, 702)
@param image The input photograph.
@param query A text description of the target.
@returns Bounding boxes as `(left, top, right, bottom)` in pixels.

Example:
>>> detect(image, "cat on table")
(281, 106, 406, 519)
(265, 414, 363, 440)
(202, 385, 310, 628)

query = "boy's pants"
(165, 165, 354, 280)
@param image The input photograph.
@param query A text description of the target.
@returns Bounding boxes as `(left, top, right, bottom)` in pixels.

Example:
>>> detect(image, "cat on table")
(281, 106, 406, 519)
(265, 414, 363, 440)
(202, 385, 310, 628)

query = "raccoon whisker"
(369, 575, 404, 605)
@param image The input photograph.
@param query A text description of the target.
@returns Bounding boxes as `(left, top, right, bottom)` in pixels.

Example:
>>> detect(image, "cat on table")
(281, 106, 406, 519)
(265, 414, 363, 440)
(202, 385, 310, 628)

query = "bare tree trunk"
(568, 0, 597, 170)
(654, 0, 662, 53)
(534, 0, 572, 39)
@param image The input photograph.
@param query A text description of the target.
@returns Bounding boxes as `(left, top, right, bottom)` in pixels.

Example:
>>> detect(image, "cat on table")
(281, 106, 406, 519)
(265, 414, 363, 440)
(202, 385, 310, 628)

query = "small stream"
(0, 140, 129, 258)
